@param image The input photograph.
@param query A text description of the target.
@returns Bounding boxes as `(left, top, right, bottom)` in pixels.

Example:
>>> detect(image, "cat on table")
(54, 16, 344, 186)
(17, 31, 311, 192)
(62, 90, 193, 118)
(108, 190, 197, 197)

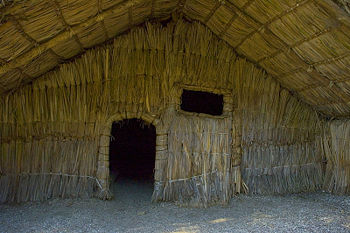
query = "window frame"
(174, 84, 233, 119)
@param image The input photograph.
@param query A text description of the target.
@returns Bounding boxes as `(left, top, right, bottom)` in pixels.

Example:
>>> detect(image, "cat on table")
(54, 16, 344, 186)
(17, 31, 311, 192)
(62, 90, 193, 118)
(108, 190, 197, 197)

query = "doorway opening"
(109, 118, 156, 187)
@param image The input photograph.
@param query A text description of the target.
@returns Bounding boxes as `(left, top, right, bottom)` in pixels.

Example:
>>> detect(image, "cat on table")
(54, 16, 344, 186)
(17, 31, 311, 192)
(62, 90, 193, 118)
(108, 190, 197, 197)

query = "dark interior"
(181, 89, 223, 116)
(109, 119, 156, 183)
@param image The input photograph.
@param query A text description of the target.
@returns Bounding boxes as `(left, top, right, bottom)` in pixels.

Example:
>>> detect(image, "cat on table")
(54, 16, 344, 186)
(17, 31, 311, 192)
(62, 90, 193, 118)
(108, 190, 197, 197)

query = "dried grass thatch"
(0, 19, 324, 205)
(333, 0, 350, 14)
(154, 115, 233, 207)
(0, 0, 350, 117)
(236, 66, 323, 194)
(322, 120, 350, 194)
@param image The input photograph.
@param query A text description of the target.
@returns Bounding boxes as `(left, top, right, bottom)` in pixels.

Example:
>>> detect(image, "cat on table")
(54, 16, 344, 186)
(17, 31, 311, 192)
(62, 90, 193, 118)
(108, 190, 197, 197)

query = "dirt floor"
(1, 178, 350, 233)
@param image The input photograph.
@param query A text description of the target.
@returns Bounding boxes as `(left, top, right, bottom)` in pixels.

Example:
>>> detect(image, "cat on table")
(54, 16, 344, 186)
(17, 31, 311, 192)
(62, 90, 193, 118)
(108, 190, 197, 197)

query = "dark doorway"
(109, 119, 156, 184)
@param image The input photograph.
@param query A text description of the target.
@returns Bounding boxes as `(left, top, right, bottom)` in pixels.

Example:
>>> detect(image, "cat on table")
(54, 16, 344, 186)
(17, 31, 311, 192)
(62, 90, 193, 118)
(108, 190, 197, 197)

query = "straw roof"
(0, 0, 350, 117)
(333, 0, 350, 14)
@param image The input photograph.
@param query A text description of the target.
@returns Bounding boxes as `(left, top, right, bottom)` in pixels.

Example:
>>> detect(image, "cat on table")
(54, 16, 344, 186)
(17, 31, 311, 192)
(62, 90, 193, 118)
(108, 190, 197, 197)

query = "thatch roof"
(0, 0, 350, 117)
(333, 0, 350, 14)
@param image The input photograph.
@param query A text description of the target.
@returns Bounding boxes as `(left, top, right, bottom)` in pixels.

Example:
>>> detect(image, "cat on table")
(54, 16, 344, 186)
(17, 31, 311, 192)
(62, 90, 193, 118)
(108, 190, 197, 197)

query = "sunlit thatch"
(0, 20, 324, 205)
(0, 0, 350, 117)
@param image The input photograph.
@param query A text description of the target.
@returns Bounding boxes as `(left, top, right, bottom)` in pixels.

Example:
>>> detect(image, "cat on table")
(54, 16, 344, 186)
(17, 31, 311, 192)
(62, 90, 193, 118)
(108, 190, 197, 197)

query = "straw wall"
(0, 19, 322, 204)
(235, 63, 324, 194)
(322, 120, 350, 194)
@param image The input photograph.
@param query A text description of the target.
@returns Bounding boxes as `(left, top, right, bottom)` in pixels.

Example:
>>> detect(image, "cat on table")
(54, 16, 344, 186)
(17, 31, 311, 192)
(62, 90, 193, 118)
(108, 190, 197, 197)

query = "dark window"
(180, 89, 223, 116)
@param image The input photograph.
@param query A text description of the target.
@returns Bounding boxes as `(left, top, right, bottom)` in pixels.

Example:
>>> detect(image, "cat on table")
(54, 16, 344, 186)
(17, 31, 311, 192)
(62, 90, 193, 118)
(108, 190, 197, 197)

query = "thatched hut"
(0, 0, 350, 207)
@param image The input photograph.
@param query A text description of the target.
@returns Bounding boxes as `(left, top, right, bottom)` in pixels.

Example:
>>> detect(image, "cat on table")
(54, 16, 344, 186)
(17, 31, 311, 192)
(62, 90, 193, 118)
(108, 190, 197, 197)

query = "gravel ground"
(1, 178, 350, 233)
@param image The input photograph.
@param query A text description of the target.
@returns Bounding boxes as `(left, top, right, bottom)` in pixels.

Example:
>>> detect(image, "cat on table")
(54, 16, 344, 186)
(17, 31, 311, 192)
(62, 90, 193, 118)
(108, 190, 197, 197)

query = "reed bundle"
(158, 114, 232, 207)
(322, 120, 350, 194)
(0, 19, 324, 204)
(233, 60, 323, 194)
(0, 0, 349, 119)
(333, 0, 350, 14)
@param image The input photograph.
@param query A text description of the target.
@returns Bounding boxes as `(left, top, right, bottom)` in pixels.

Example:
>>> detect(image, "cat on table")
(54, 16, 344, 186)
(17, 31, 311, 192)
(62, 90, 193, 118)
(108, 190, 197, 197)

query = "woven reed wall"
(0, 19, 322, 204)
(322, 120, 350, 194)
(235, 62, 324, 194)
(155, 114, 233, 207)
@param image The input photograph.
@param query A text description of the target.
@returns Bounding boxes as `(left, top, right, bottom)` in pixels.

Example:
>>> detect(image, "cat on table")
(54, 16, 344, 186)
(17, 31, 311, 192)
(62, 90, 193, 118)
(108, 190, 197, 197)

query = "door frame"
(95, 112, 166, 199)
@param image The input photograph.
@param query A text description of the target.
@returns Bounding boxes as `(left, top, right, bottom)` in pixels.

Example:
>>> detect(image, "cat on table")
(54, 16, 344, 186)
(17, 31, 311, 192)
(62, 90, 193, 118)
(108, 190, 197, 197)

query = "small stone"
(137, 211, 146, 216)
